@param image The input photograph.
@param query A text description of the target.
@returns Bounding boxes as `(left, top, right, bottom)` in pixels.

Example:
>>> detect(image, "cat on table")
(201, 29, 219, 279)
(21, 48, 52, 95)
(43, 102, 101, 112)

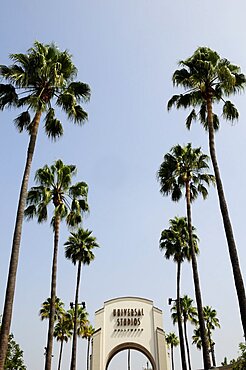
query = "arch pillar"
(90, 297, 170, 370)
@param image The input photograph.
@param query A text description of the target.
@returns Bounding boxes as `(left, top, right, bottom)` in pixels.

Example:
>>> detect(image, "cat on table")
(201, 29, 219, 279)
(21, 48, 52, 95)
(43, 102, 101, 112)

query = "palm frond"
(185, 109, 197, 129)
(24, 205, 37, 220)
(67, 82, 91, 102)
(37, 203, 48, 223)
(69, 182, 88, 198)
(14, 111, 31, 133)
(44, 108, 63, 140)
(222, 100, 239, 122)
(67, 105, 88, 124)
(0, 83, 18, 109)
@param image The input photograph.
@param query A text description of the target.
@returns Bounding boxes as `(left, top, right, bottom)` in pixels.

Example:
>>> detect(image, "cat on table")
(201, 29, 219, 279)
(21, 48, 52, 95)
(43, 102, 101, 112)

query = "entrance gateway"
(90, 297, 170, 370)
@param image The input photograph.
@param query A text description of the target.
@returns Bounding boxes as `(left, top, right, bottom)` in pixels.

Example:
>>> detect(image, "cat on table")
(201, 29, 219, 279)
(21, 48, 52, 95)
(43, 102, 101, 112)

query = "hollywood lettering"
(112, 308, 144, 326)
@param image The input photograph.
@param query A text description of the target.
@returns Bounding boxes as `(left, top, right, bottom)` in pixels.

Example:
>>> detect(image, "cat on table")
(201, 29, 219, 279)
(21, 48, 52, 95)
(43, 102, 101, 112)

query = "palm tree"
(167, 47, 246, 338)
(0, 41, 90, 370)
(54, 312, 73, 370)
(171, 296, 198, 370)
(160, 217, 198, 370)
(82, 324, 95, 370)
(203, 306, 220, 367)
(24, 160, 89, 370)
(67, 306, 89, 338)
(65, 228, 99, 370)
(165, 332, 179, 370)
(158, 143, 215, 370)
(39, 297, 65, 322)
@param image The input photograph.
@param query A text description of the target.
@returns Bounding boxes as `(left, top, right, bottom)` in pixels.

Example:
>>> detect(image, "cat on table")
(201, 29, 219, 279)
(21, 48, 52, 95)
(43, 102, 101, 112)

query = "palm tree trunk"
(70, 261, 82, 370)
(207, 328, 216, 367)
(0, 111, 42, 370)
(87, 338, 91, 370)
(207, 95, 246, 338)
(171, 345, 174, 370)
(183, 318, 192, 370)
(185, 181, 211, 370)
(210, 343, 216, 367)
(176, 262, 187, 370)
(57, 339, 64, 370)
(45, 215, 60, 370)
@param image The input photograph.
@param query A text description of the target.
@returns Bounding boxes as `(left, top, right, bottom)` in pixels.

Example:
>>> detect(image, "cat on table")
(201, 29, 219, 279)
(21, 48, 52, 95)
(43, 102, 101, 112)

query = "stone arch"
(105, 342, 157, 370)
(90, 297, 170, 370)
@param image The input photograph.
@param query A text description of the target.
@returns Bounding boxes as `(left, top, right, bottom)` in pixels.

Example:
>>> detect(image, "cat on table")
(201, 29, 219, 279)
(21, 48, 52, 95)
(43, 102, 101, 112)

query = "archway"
(106, 342, 156, 370)
(107, 347, 154, 370)
(90, 297, 170, 370)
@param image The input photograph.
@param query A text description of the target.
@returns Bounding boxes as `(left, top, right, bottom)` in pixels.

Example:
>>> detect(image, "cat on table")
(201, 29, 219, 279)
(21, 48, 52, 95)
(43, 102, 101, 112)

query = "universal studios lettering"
(113, 308, 144, 327)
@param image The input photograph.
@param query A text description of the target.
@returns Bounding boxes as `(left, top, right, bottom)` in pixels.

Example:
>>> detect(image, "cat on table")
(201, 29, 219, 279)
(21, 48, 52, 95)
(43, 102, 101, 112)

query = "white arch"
(90, 297, 170, 370)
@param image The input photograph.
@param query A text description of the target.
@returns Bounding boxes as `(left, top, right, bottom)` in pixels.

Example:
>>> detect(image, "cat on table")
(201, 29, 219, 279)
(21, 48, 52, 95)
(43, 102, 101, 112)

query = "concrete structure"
(90, 296, 170, 370)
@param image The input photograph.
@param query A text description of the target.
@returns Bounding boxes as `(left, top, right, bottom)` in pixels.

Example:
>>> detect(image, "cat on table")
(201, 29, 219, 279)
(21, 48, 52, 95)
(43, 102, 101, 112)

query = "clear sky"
(1, 1, 246, 369)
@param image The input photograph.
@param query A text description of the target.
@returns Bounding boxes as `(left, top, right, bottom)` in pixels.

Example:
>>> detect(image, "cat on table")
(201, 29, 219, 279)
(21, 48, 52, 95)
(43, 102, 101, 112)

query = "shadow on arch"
(105, 342, 156, 370)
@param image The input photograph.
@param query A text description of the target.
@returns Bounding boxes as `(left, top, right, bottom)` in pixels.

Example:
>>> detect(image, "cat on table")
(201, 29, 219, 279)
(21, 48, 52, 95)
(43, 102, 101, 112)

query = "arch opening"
(106, 342, 156, 370)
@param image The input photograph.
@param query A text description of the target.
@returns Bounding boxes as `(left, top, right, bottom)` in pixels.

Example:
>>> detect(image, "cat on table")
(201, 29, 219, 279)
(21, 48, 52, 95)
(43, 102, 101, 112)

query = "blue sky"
(1, 1, 246, 369)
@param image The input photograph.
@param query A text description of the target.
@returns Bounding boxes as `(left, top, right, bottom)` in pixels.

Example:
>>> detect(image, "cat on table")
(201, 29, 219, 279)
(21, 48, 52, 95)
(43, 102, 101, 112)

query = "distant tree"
(233, 343, 246, 370)
(65, 228, 99, 370)
(54, 312, 73, 370)
(192, 306, 220, 367)
(82, 325, 95, 370)
(0, 41, 90, 370)
(203, 306, 220, 367)
(168, 47, 246, 338)
(160, 217, 198, 370)
(166, 332, 179, 370)
(39, 297, 65, 322)
(171, 295, 198, 370)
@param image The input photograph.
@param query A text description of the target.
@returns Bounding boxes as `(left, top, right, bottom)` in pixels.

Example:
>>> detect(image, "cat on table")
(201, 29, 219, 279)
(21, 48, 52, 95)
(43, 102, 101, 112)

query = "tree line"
(0, 42, 99, 370)
(158, 47, 246, 370)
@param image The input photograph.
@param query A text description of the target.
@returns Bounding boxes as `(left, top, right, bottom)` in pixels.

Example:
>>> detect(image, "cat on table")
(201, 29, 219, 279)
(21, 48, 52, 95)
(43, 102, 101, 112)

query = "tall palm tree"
(54, 312, 73, 370)
(0, 41, 90, 370)
(24, 160, 89, 370)
(165, 332, 179, 370)
(65, 228, 99, 370)
(158, 143, 215, 370)
(167, 47, 246, 337)
(160, 217, 198, 370)
(203, 306, 220, 367)
(171, 295, 198, 370)
(82, 324, 95, 370)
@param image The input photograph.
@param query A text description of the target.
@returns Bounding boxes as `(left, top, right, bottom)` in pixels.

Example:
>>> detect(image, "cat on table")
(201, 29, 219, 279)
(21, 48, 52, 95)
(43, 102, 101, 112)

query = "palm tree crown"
(167, 46, 245, 130)
(158, 143, 215, 202)
(0, 41, 90, 137)
(39, 297, 65, 322)
(24, 159, 89, 226)
(65, 228, 99, 266)
(160, 217, 198, 264)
